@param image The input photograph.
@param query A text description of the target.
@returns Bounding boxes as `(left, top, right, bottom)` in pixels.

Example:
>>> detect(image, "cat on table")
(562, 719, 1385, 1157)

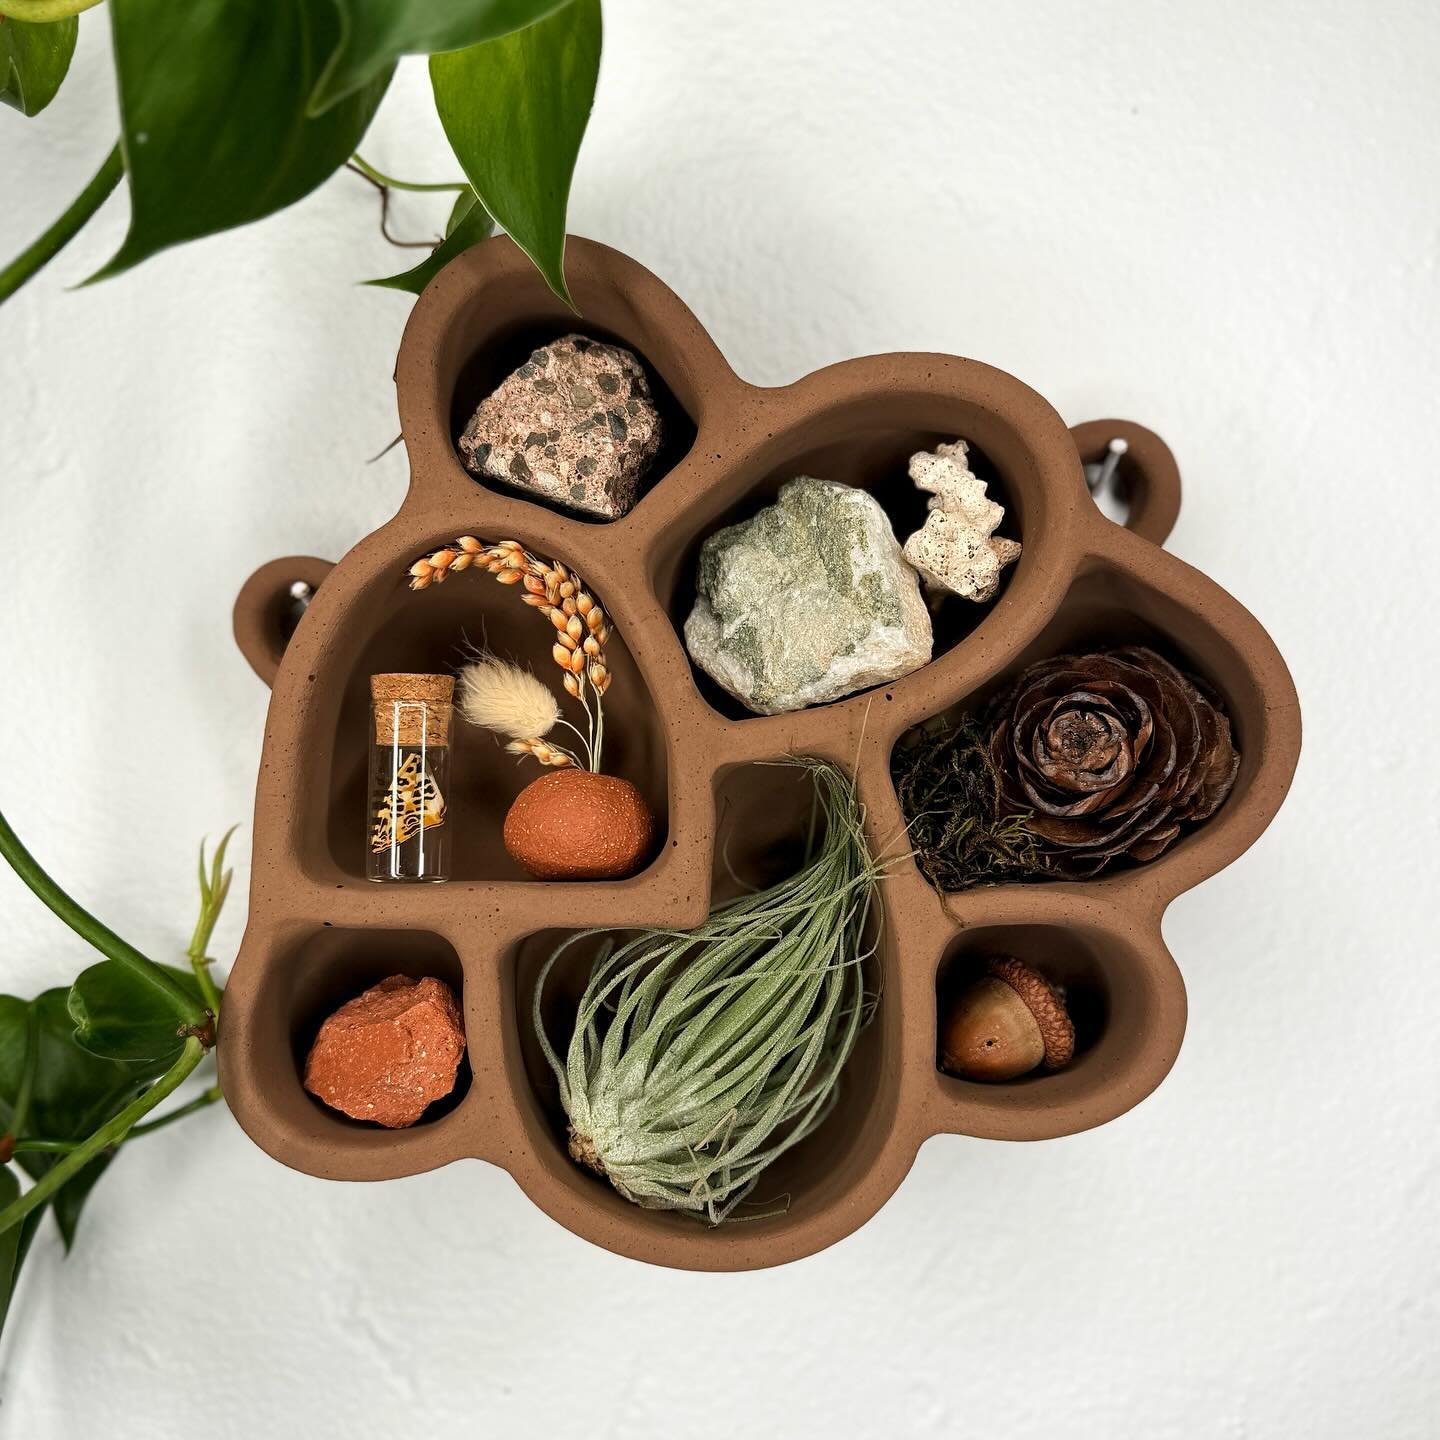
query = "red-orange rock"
(303, 975, 465, 1128)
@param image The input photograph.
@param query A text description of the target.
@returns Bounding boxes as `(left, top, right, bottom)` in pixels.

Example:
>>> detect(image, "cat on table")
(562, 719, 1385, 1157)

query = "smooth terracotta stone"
(503, 770, 654, 880)
(303, 975, 465, 1128)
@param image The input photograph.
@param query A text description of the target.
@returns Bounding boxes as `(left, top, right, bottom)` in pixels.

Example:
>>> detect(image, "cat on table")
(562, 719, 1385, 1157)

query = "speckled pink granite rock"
(457, 334, 663, 518)
(303, 975, 465, 1128)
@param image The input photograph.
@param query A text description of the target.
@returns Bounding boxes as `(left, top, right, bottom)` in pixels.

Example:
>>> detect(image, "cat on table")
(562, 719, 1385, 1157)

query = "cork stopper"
(370, 673, 454, 747)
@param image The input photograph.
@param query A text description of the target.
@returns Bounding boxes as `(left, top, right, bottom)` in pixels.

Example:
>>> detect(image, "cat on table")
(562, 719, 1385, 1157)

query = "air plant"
(533, 758, 883, 1223)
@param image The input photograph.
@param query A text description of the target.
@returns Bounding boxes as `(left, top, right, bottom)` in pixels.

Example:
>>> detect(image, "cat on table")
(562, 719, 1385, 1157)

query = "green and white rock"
(684, 477, 933, 714)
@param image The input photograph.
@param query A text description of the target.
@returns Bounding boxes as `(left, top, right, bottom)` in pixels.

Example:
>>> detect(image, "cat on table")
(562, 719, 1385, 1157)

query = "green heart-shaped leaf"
(0, 1171, 46, 1342)
(94, 0, 393, 282)
(310, 0, 572, 114)
(0, 13, 77, 117)
(367, 187, 496, 294)
(446, 189, 477, 239)
(67, 961, 205, 1063)
(430, 0, 600, 307)
(0, 991, 163, 1249)
(1, 1167, 23, 1327)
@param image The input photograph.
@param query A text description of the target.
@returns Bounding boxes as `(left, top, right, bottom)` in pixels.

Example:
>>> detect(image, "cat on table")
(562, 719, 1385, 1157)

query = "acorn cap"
(985, 956, 1075, 1069)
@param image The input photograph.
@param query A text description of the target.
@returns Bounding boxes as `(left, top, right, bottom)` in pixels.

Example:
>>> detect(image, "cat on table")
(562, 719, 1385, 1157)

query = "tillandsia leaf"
(534, 759, 882, 1223)
(0, 12, 77, 115)
(310, 0, 573, 114)
(93, 0, 393, 283)
(430, 0, 601, 308)
(0, 991, 160, 1248)
(67, 962, 205, 1063)
(367, 187, 496, 294)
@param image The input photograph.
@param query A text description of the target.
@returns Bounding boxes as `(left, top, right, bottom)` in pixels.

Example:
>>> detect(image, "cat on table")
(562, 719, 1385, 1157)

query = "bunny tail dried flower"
(458, 655, 561, 740)
(533, 757, 883, 1224)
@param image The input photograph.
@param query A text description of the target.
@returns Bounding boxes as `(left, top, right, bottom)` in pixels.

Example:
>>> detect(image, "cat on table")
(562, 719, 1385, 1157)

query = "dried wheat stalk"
(409, 537, 613, 770)
(505, 737, 576, 768)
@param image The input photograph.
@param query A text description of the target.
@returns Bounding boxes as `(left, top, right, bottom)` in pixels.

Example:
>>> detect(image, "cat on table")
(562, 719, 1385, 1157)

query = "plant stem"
(0, 142, 123, 308)
(573, 682, 595, 772)
(345, 162, 441, 250)
(0, 0, 102, 19)
(349, 153, 467, 193)
(0, 807, 206, 1028)
(127, 1083, 221, 1137)
(187, 949, 223, 1018)
(8, 1082, 220, 1154)
(554, 718, 592, 771)
(187, 858, 229, 1019)
(186, 826, 235, 1018)
(0, 1039, 206, 1238)
(9, 1009, 39, 1142)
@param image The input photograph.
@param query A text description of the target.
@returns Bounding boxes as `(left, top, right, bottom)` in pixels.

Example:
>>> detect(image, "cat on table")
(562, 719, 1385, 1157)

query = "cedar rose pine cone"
(988, 646, 1240, 878)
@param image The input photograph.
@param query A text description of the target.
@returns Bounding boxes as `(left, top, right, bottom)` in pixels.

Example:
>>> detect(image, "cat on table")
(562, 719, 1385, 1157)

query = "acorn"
(503, 769, 654, 880)
(939, 956, 1075, 1082)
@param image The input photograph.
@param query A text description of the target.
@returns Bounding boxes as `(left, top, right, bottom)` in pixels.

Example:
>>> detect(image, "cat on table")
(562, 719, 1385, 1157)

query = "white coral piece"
(901, 440, 1021, 603)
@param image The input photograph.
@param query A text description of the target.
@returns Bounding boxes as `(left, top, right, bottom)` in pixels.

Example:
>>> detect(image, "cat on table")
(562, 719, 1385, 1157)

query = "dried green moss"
(892, 719, 1041, 891)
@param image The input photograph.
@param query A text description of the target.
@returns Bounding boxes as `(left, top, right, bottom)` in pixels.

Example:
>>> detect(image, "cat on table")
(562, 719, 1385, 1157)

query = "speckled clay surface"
(222, 236, 1301, 1272)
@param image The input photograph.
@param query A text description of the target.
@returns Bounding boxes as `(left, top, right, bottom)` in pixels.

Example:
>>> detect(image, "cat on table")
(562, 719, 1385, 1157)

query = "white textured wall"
(2, 2, 1436, 1435)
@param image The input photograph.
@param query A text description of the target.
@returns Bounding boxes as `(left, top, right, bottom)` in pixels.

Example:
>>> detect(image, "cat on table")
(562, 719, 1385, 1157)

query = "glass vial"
(368, 673, 454, 883)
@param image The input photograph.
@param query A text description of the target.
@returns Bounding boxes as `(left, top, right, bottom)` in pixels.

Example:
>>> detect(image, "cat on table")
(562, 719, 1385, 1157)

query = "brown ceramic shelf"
(222, 237, 1301, 1271)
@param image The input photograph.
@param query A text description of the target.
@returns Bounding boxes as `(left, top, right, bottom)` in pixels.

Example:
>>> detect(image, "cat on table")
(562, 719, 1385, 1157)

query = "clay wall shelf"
(223, 237, 1300, 1271)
